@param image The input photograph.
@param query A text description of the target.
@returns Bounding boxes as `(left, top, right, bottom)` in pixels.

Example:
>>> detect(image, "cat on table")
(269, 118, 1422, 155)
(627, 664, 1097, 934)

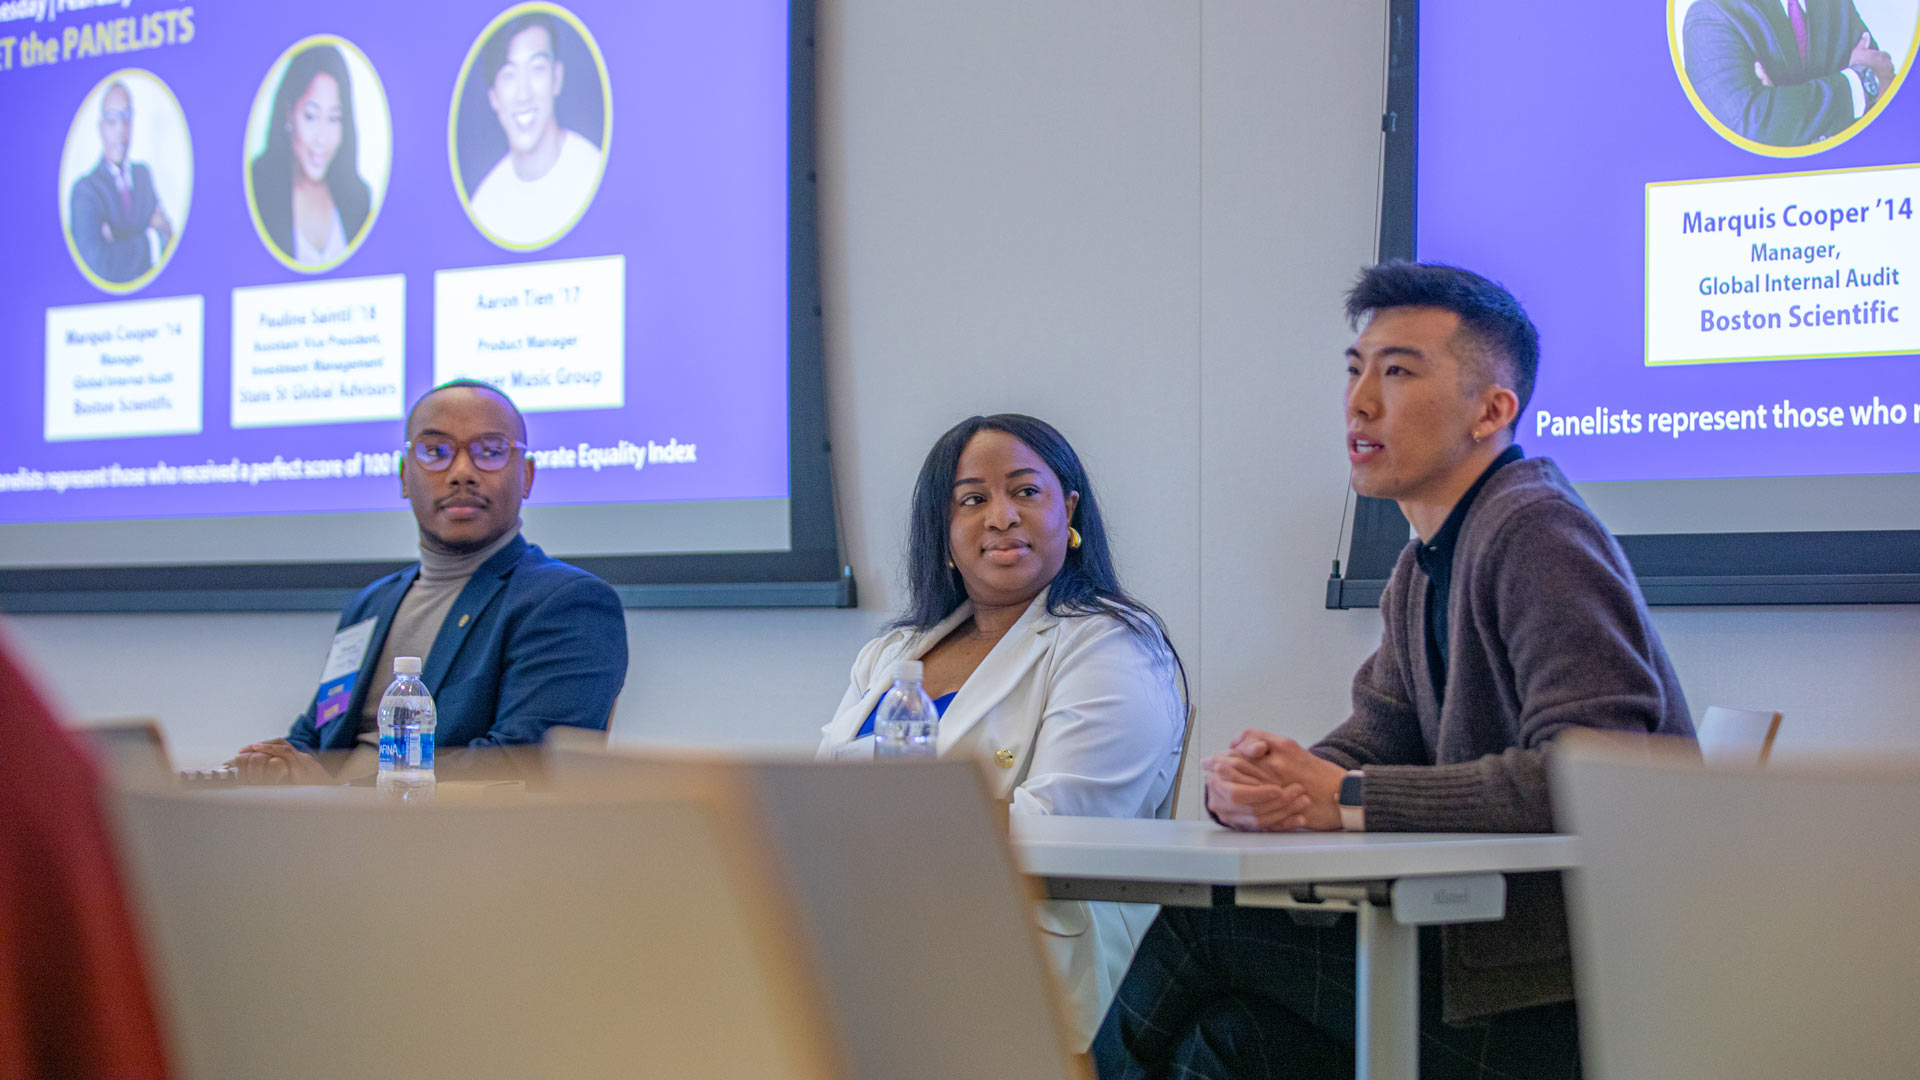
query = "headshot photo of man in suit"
(1680, 0, 1907, 148)
(455, 6, 609, 249)
(67, 80, 175, 287)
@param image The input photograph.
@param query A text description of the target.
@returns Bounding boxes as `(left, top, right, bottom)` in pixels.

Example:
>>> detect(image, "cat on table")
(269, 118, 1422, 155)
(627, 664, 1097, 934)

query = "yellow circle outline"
(60, 68, 193, 296)
(241, 34, 393, 275)
(1668, 0, 1920, 157)
(447, 2, 614, 252)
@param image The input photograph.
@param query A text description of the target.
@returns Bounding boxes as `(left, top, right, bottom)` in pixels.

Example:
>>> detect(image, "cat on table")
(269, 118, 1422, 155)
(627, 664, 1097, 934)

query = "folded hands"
(1202, 729, 1347, 833)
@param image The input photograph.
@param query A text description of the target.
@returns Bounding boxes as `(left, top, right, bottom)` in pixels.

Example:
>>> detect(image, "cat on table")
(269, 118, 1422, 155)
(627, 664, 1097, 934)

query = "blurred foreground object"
(112, 759, 839, 1079)
(546, 732, 1088, 1080)
(1556, 734, 1920, 1079)
(0, 630, 172, 1080)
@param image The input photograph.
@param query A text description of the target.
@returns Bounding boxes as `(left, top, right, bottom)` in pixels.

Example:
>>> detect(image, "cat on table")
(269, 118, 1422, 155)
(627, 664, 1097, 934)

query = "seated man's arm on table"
(441, 574, 628, 769)
(227, 611, 361, 784)
(1011, 618, 1184, 819)
(1343, 500, 1678, 834)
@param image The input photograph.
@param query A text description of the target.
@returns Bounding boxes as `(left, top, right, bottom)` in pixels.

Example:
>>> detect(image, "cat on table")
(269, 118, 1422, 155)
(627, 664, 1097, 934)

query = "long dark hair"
(895, 414, 1173, 652)
(250, 43, 373, 256)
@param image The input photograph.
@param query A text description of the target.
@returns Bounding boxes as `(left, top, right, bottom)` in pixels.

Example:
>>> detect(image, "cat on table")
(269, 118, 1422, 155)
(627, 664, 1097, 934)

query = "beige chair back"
(76, 718, 172, 785)
(1555, 739, 1920, 1080)
(1158, 702, 1198, 819)
(112, 782, 840, 1080)
(1696, 705, 1783, 768)
(547, 739, 1087, 1080)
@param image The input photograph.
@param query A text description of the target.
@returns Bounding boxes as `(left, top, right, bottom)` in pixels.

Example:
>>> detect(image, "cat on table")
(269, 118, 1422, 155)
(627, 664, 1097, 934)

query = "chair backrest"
(76, 719, 172, 785)
(1158, 702, 1199, 819)
(1555, 739, 1920, 1080)
(112, 782, 840, 1080)
(547, 740, 1086, 1080)
(1696, 705, 1783, 768)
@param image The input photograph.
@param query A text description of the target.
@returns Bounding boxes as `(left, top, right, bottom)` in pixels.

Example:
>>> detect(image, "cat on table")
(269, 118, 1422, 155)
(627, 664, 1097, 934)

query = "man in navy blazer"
(69, 81, 174, 284)
(1683, 0, 1897, 146)
(230, 381, 627, 782)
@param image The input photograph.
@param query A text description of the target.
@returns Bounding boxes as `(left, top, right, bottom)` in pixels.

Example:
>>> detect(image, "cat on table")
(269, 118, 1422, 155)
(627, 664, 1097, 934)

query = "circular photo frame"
(449, 2, 613, 251)
(243, 34, 393, 274)
(59, 68, 193, 295)
(1670, 0, 1918, 156)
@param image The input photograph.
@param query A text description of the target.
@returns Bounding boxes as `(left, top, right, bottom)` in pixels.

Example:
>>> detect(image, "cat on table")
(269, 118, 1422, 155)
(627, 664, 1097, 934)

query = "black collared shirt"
(1413, 444, 1524, 708)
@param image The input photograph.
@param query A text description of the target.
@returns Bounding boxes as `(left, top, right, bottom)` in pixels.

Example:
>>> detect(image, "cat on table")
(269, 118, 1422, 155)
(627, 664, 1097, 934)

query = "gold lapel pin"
(994, 748, 1016, 770)
(458, 614, 470, 628)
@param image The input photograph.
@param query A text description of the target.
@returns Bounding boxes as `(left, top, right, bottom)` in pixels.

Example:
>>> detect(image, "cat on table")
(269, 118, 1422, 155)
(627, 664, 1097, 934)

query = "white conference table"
(1010, 816, 1580, 1080)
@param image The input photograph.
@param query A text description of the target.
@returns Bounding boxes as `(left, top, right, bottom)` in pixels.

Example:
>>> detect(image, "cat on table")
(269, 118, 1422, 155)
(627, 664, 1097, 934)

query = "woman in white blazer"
(819, 414, 1186, 1048)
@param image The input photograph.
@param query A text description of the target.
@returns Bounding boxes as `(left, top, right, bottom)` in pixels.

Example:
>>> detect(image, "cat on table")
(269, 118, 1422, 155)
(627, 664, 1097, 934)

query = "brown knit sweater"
(1314, 456, 1694, 1024)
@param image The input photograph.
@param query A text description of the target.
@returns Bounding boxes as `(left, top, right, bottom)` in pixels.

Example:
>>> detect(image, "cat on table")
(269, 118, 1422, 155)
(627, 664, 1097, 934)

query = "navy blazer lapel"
(420, 537, 525, 694)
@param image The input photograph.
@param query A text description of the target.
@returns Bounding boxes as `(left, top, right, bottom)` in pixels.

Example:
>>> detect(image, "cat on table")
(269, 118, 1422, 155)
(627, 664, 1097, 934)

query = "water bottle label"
(378, 733, 396, 771)
(417, 732, 434, 771)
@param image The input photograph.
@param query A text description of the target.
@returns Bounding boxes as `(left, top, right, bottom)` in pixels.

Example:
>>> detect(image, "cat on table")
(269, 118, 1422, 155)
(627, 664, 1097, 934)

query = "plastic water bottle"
(376, 656, 436, 802)
(874, 660, 939, 759)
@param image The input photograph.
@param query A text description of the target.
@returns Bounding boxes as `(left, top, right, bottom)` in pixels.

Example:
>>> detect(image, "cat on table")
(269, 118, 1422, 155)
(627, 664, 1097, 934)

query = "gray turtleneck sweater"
(354, 524, 523, 742)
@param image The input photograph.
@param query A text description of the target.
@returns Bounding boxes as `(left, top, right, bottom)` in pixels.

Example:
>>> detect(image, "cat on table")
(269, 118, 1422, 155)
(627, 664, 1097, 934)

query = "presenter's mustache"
(436, 494, 490, 509)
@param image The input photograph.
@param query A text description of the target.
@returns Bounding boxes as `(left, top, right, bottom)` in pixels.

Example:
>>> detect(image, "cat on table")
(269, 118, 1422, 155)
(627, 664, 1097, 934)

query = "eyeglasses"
(102, 108, 132, 123)
(405, 436, 528, 472)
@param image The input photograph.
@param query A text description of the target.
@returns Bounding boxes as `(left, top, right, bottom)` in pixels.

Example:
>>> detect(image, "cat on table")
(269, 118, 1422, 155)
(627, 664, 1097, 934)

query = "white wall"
(11, 0, 1920, 793)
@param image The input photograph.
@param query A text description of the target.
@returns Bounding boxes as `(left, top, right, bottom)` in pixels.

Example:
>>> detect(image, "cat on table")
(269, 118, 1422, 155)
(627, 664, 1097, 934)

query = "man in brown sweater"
(1091, 262, 1695, 1079)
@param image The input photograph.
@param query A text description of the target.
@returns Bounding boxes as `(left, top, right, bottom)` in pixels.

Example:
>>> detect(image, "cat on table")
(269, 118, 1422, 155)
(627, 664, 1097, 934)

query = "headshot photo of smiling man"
(456, 5, 610, 249)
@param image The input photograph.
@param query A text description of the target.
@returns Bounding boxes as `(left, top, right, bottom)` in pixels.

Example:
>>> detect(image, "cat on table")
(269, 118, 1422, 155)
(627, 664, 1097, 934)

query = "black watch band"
(1338, 771, 1365, 807)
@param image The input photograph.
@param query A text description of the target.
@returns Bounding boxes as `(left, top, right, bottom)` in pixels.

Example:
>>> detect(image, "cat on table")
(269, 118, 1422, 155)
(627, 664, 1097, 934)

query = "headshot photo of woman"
(818, 414, 1188, 1049)
(244, 38, 391, 272)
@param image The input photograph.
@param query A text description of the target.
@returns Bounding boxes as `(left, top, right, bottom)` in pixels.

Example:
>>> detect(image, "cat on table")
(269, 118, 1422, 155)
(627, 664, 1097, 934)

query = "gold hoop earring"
(1068, 527, 1082, 550)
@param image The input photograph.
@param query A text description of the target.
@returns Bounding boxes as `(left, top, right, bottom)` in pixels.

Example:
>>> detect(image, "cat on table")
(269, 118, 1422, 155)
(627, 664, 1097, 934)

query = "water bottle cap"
(888, 659, 924, 684)
(393, 656, 422, 675)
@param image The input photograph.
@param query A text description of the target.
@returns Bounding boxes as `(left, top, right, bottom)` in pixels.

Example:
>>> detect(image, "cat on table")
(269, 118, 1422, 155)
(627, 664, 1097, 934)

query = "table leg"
(1354, 900, 1419, 1080)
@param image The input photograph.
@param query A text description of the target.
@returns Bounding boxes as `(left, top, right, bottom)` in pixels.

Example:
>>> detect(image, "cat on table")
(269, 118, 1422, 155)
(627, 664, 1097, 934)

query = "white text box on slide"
(230, 275, 407, 429)
(45, 294, 205, 442)
(433, 255, 625, 412)
(1646, 163, 1920, 366)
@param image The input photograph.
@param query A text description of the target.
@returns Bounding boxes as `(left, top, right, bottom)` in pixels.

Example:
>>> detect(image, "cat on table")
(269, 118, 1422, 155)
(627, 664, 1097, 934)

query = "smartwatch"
(1337, 769, 1365, 832)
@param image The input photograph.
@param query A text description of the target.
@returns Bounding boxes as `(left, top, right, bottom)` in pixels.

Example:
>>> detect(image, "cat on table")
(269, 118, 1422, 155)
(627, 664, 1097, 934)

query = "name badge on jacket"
(314, 617, 377, 729)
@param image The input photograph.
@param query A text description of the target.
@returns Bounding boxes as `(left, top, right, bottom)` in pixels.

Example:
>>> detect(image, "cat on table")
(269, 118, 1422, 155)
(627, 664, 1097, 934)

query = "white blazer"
(818, 592, 1186, 1047)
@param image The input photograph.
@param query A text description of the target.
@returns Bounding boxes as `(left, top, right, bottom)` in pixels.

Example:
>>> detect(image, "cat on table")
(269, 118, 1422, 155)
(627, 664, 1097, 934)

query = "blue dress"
(856, 690, 958, 738)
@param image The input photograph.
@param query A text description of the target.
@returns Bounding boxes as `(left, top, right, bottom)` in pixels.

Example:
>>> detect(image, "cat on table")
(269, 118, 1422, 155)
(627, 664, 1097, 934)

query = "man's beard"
(419, 524, 508, 557)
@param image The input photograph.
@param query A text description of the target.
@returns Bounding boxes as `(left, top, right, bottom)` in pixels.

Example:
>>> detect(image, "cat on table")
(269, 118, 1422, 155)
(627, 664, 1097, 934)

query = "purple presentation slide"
(0, 0, 791, 524)
(1419, 0, 1920, 483)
